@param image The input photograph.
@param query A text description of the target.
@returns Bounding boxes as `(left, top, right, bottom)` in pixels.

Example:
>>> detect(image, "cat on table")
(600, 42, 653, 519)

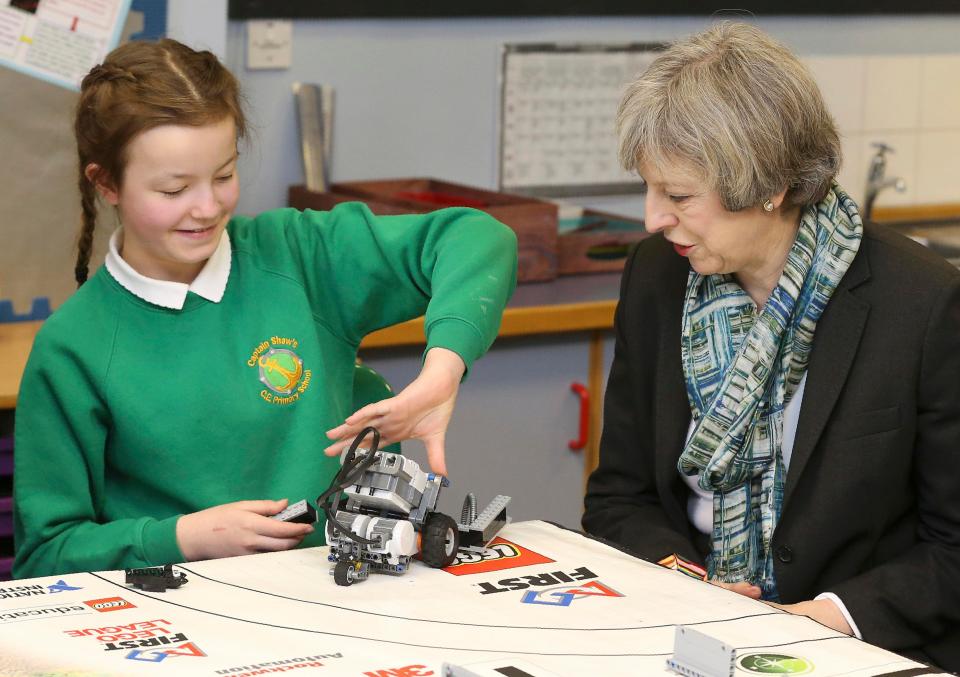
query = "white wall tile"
(805, 56, 866, 133)
(863, 56, 922, 132)
(837, 131, 866, 205)
(919, 55, 960, 130)
(860, 133, 917, 209)
(916, 131, 960, 204)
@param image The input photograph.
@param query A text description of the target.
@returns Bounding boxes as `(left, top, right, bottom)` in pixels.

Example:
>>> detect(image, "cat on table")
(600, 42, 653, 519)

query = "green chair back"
(352, 362, 401, 453)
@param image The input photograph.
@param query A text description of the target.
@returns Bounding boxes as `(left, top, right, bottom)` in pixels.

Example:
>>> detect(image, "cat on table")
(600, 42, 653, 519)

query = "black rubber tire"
(421, 512, 460, 568)
(334, 561, 355, 586)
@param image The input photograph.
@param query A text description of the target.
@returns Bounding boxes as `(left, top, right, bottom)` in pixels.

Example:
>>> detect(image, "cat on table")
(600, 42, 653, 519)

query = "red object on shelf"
(288, 178, 559, 283)
(394, 191, 488, 209)
(569, 382, 589, 451)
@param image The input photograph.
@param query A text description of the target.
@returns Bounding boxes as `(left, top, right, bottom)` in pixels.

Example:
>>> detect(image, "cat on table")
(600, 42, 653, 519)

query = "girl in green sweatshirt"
(13, 39, 516, 578)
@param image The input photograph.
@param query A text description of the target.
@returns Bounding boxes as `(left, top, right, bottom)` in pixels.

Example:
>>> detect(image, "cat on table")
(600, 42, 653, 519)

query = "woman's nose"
(644, 193, 676, 233)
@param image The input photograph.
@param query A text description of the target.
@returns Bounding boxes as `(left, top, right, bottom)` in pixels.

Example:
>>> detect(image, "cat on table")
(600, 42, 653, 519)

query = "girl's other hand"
(176, 498, 313, 561)
(324, 347, 466, 476)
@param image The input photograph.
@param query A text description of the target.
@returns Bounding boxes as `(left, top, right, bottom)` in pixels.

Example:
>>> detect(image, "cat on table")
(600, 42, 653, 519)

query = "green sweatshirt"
(13, 204, 517, 578)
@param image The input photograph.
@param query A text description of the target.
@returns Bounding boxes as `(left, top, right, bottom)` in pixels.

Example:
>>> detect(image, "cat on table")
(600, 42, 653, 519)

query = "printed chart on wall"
(499, 42, 662, 198)
(0, 521, 947, 677)
(0, 0, 131, 90)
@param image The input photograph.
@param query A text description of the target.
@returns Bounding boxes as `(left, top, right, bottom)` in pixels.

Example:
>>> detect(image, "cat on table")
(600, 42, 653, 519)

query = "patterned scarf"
(677, 185, 862, 599)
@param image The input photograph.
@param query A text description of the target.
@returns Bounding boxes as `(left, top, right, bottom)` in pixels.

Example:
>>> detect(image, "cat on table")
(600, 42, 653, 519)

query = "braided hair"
(74, 40, 247, 286)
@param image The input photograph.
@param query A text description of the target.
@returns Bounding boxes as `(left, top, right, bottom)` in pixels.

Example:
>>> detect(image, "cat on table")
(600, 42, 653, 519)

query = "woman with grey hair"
(583, 22, 959, 669)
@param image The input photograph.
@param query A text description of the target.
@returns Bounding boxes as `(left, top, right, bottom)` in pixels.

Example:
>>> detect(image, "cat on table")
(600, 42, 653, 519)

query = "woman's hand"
(710, 580, 852, 635)
(765, 599, 853, 635)
(710, 579, 762, 599)
(324, 347, 466, 476)
(176, 499, 313, 561)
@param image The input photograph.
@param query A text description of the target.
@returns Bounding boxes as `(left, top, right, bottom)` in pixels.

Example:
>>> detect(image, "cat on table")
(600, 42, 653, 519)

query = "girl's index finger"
(344, 400, 392, 425)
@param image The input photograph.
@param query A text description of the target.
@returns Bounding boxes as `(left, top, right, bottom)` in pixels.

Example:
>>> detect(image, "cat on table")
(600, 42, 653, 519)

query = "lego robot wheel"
(420, 512, 460, 568)
(333, 561, 356, 586)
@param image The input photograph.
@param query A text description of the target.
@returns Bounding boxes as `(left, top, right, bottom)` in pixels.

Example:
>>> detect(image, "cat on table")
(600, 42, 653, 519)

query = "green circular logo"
(257, 348, 304, 394)
(738, 654, 814, 674)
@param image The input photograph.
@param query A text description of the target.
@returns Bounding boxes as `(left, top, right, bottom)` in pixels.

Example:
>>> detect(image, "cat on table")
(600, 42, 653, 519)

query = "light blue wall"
(214, 14, 960, 218)
(168, 0, 227, 58)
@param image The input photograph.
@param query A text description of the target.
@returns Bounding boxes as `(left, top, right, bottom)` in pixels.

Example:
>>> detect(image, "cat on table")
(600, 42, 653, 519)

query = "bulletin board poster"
(0, 0, 131, 91)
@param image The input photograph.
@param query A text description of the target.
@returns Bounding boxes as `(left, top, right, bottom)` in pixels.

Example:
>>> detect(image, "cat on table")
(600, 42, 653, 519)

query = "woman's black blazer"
(583, 224, 960, 669)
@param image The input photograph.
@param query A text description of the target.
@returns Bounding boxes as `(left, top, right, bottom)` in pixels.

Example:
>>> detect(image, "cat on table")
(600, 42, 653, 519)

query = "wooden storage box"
(289, 184, 413, 216)
(558, 207, 649, 275)
(290, 178, 558, 283)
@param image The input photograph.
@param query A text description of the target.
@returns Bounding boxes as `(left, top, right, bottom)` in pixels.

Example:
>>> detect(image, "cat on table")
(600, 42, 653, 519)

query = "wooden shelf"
(872, 203, 960, 222)
(361, 300, 616, 348)
(0, 320, 43, 409)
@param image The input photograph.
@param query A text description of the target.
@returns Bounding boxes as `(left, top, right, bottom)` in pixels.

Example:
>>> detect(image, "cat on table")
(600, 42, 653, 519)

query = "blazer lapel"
(784, 255, 871, 510)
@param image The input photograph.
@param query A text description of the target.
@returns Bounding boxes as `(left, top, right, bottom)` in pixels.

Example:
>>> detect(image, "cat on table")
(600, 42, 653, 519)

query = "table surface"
(0, 521, 942, 677)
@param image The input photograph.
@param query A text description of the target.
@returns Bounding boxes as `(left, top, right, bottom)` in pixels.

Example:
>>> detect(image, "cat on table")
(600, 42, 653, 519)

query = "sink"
(878, 218, 960, 268)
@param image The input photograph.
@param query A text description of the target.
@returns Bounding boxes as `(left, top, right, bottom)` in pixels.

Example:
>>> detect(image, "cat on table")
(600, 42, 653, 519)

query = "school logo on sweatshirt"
(247, 336, 312, 405)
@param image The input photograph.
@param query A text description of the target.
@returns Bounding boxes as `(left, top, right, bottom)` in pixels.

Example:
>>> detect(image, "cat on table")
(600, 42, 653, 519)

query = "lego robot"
(316, 426, 510, 586)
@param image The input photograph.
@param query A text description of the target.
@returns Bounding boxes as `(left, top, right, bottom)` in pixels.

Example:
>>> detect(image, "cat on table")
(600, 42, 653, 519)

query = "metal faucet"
(862, 142, 906, 222)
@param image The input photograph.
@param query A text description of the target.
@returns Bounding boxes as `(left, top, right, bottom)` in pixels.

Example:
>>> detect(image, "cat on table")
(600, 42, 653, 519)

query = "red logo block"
(83, 597, 136, 613)
(443, 538, 554, 576)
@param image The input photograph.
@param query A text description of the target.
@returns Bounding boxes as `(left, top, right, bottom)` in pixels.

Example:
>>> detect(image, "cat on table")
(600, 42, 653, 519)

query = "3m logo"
(84, 597, 136, 613)
(443, 538, 554, 576)
(362, 665, 433, 677)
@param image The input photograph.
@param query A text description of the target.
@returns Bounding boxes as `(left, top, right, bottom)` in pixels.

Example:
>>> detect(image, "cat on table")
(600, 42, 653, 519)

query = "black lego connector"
(124, 564, 188, 592)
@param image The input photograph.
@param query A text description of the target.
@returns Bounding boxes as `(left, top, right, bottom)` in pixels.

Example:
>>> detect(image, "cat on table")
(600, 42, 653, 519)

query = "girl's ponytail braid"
(75, 170, 98, 286)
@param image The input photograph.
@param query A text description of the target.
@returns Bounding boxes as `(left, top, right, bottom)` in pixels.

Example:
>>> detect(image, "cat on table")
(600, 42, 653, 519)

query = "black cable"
(316, 426, 382, 546)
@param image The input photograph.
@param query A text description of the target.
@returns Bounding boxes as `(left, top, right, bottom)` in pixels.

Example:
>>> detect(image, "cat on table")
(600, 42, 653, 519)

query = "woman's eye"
(668, 194, 690, 203)
(160, 187, 186, 197)
(215, 173, 234, 183)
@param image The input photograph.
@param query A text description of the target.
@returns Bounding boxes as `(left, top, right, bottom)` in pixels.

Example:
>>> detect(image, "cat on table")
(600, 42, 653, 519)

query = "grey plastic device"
(666, 626, 736, 677)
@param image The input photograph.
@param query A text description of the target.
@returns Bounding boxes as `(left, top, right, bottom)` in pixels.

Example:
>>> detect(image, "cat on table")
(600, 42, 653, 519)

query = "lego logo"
(454, 541, 521, 565)
(84, 597, 135, 612)
(443, 538, 554, 576)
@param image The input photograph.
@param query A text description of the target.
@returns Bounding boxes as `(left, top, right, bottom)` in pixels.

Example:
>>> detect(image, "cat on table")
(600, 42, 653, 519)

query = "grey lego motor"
(316, 426, 511, 586)
(318, 427, 459, 586)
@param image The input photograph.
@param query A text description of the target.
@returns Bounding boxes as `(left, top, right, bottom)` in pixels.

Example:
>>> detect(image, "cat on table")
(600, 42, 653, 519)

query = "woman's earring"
(763, 199, 775, 212)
